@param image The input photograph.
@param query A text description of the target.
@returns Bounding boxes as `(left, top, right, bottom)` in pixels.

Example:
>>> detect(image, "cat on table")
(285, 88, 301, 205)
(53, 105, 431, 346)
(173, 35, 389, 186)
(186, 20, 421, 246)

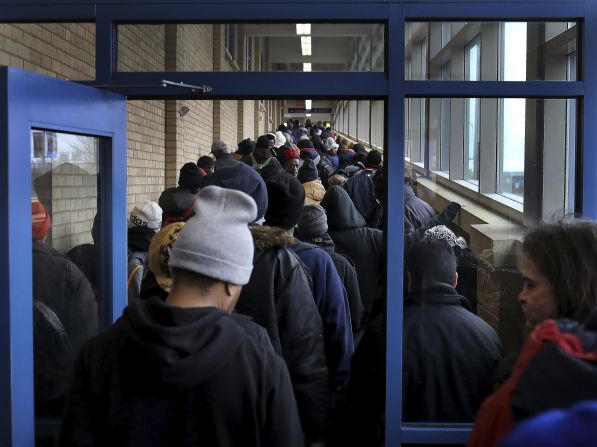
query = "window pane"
(32, 130, 102, 438)
(117, 23, 384, 72)
(405, 21, 578, 81)
(402, 97, 579, 424)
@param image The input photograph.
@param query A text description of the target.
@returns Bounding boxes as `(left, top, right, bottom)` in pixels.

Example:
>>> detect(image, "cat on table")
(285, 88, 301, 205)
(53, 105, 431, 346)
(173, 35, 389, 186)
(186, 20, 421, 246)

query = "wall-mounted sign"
(288, 108, 332, 114)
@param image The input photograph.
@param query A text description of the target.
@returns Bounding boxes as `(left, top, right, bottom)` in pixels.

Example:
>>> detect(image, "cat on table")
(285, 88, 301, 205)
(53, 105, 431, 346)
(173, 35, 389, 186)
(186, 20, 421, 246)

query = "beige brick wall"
(117, 24, 165, 72)
(239, 100, 256, 141)
(0, 23, 95, 80)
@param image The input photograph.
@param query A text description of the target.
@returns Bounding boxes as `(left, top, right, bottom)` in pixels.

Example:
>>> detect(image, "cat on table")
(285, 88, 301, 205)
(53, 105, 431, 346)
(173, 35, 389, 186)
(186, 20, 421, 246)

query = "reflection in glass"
(117, 23, 385, 72)
(405, 21, 578, 81)
(32, 130, 101, 438)
(403, 96, 578, 423)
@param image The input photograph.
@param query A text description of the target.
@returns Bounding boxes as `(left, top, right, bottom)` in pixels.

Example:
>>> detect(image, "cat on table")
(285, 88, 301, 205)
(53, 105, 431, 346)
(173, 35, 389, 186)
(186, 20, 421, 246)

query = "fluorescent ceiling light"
(306, 113, 312, 117)
(305, 100, 312, 110)
(303, 63, 312, 72)
(296, 23, 311, 35)
(301, 36, 312, 56)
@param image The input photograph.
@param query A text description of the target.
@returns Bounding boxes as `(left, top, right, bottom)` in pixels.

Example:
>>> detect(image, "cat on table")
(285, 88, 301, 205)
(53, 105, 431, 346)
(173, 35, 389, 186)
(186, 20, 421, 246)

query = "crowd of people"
(30, 119, 597, 446)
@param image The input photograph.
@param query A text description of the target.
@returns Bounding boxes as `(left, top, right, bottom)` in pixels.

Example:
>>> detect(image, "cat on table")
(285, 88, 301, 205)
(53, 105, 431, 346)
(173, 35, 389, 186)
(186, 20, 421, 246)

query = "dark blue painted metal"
(97, 2, 389, 21)
(584, 0, 597, 218)
(0, 67, 126, 443)
(0, 5, 94, 21)
(401, 426, 472, 444)
(405, 81, 583, 98)
(386, 4, 405, 447)
(405, 2, 583, 19)
(88, 72, 388, 99)
(96, 12, 115, 84)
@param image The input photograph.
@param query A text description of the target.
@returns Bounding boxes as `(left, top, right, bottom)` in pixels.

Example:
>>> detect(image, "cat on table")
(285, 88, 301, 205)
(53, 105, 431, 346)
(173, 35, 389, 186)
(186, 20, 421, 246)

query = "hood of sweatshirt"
(127, 225, 155, 252)
(120, 297, 243, 390)
(320, 186, 366, 231)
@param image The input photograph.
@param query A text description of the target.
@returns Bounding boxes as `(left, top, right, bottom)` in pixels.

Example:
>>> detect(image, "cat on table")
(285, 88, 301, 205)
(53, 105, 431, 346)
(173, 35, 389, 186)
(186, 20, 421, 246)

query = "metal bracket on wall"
(89, 80, 213, 93)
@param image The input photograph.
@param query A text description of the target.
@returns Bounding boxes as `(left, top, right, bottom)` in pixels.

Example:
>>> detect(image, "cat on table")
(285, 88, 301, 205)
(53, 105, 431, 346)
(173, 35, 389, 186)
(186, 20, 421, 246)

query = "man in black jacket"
(209, 163, 330, 445)
(403, 238, 501, 421)
(58, 186, 303, 447)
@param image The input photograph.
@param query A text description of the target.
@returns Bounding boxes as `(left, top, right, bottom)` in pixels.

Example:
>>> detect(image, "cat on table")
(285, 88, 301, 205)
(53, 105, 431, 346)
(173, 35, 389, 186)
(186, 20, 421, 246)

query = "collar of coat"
(249, 224, 295, 250)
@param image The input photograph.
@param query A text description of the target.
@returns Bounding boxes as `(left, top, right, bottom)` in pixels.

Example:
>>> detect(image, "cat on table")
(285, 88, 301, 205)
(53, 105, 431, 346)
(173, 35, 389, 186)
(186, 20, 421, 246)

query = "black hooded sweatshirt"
(321, 187, 384, 319)
(58, 297, 303, 447)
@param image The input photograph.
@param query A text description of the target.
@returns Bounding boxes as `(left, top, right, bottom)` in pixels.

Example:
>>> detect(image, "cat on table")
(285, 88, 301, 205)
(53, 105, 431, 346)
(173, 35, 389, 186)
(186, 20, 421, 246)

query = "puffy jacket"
(289, 240, 354, 390)
(404, 185, 436, 236)
(343, 169, 377, 219)
(296, 232, 364, 333)
(403, 284, 502, 422)
(321, 187, 384, 319)
(236, 225, 330, 442)
(303, 179, 326, 205)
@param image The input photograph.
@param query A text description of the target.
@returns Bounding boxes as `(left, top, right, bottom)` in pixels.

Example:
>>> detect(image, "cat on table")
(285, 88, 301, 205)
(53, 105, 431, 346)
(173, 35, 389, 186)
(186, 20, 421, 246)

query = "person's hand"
(442, 201, 462, 222)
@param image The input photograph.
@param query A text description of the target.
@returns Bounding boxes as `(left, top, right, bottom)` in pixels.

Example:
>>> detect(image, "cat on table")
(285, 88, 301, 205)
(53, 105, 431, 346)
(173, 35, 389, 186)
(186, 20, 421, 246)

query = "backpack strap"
(127, 264, 144, 288)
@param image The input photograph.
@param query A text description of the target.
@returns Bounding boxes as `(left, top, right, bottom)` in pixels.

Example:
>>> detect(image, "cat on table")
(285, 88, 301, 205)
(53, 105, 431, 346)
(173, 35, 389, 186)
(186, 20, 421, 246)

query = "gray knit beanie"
(169, 185, 257, 285)
(297, 204, 328, 236)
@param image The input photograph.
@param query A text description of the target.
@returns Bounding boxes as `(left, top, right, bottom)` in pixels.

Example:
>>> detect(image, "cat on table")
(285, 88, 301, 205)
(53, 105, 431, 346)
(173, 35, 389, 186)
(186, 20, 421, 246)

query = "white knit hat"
(128, 200, 162, 230)
(169, 186, 257, 285)
(274, 131, 287, 148)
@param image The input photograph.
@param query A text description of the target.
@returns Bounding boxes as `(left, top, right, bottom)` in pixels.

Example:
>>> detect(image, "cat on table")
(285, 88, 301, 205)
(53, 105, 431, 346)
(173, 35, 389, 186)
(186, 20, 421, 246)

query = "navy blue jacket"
(289, 241, 354, 390)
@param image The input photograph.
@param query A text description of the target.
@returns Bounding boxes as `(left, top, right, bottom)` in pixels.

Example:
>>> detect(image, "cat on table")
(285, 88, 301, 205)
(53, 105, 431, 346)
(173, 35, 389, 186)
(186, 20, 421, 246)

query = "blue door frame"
(0, 1, 595, 446)
(0, 67, 127, 446)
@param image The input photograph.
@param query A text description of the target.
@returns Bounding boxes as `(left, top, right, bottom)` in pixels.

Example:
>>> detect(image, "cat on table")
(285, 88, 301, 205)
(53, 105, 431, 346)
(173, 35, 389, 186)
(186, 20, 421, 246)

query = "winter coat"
(236, 225, 330, 442)
(213, 153, 239, 171)
(303, 179, 326, 205)
(404, 185, 436, 236)
(66, 243, 100, 301)
(58, 297, 303, 447)
(403, 283, 502, 422)
(244, 154, 283, 174)
(127, 226, 155, 302)
(296, 232, 364, 334)
(288, 240, 354, 390)
(469, 318, 597, 447)
(33, 240, 98, 353)
(343, 169, 377, 219)
(321, 187, 384, 319)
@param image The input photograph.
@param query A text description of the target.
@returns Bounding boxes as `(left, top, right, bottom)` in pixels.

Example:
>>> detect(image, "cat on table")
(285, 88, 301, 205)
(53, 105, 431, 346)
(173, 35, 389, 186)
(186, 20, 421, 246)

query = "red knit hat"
(32, 200, 51, 240)
(284, 146, 300, 161)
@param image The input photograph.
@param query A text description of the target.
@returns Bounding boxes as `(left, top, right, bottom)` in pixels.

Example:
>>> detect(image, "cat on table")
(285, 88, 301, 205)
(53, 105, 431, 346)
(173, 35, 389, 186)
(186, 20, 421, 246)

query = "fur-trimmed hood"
(250, 224, 295, 250)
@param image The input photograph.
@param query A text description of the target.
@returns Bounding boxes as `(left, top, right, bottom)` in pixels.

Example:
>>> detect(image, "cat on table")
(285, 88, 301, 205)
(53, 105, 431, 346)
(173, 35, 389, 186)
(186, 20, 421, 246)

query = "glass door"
(0, 66, 126, 446)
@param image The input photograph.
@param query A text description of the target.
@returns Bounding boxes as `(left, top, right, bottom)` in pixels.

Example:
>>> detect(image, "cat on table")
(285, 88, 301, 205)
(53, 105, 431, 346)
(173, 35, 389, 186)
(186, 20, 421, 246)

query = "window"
(439, 62, 451, 173)
(246, 36, 253, 71)
(464, 38, 481, 184)
(565, 51, 577, 213)
(225, 24, 237, 61)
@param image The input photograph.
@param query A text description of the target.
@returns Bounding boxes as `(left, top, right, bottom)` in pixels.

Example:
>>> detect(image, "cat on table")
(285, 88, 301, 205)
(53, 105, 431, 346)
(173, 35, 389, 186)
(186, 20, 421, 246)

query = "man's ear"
(451, 272, 458, 289)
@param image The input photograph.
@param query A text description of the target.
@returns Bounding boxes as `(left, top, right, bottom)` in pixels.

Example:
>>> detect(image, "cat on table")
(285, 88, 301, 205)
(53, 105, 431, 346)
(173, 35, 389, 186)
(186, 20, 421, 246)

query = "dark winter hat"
(256, 135, 274, 150)
(261, 162, 284, 182)
(178, 162, 205, 194)
(197, 155, 215, 170)
(298, 139, 314, 149)
(264, 173, 306, 230)
(365, 149, 383, 168)
(277, 124, 288, 133)
(237, 138, 255, 156)
(352, 152, 367, 166)
(297, 204, 328, 237)
(297, 159, 318, 183)
(158, 187, 196, 227)
(169, 186, 257, 285)
(208, 162, 268, 221)
(300, 148, 320, 165)
(352, 143, 366, 154)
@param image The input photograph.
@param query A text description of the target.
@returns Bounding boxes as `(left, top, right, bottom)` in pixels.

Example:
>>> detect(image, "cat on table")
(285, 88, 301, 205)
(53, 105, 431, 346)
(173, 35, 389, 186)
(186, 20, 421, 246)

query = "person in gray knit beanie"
(169, 185, 257, 285)
(297, 204, 328, 236)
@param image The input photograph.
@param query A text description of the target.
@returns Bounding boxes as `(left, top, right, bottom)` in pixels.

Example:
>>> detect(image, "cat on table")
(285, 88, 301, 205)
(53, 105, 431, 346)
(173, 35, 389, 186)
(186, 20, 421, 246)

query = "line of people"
(31, 120, 597, 446)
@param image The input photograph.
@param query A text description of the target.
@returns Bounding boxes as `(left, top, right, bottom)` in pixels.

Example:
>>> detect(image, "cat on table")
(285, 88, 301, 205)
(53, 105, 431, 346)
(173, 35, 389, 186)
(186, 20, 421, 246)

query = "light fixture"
(306, 113, 312, 117)
(303, 63, 312, 72)
(305, 99, 312, 110)
(178, 105, 190, 117)
(301, 36, 312, 56)
(296, 23, 311, 35)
